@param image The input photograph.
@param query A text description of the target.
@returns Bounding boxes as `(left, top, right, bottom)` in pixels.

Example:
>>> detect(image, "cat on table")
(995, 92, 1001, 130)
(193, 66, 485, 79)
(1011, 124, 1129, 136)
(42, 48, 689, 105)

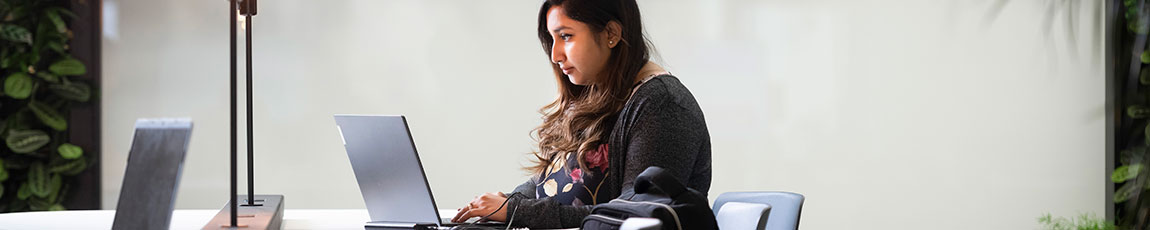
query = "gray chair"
(712, 191, 805, 230)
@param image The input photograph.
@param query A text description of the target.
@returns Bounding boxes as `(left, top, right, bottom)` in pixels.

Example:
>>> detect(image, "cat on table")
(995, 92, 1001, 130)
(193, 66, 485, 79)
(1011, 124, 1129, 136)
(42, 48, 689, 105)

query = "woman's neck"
(635, 61, 667, 84)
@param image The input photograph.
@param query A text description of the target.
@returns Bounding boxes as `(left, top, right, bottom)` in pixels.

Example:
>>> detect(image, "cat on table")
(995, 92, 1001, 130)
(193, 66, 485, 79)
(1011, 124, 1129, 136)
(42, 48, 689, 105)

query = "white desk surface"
(0, 209, 467, 230)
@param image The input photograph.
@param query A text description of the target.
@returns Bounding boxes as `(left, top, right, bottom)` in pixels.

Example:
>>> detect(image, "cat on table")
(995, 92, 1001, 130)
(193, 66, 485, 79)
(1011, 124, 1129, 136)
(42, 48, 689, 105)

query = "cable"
(504, 194, 522, 230)
(452, 192, 530, 230)
(451, 154, 553, 230)
(499, 192, 530, 230)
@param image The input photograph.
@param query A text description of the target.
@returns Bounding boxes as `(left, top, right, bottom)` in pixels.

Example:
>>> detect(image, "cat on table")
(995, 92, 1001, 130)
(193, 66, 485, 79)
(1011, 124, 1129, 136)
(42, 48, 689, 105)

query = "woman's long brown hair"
(528, 0, 652, 177)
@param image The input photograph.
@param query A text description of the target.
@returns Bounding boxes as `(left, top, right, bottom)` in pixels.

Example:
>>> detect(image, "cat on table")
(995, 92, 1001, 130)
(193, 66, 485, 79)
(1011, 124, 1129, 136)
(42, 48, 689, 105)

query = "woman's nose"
(551, 43, 565, 64)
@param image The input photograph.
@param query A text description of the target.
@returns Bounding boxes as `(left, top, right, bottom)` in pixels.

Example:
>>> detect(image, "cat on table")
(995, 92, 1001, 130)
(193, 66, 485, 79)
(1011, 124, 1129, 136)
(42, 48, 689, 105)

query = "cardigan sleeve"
(504, 179, 593, 228)
(614, 79, 710, 199)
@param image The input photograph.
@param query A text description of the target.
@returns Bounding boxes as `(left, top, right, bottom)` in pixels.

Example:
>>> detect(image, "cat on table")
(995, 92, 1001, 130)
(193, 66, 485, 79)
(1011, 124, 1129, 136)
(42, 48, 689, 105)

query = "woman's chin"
(567, 75, 590, 86)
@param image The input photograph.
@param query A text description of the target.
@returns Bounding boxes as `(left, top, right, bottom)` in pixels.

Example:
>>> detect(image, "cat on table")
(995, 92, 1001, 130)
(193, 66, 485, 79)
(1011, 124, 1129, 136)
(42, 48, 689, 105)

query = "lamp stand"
(203, 0, 285, 228)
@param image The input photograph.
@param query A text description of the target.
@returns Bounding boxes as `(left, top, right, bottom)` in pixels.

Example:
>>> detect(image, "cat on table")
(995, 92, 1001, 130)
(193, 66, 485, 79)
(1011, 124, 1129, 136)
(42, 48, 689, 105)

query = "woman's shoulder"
(630, 74, 701, 111)
(614, 74, 710, 149)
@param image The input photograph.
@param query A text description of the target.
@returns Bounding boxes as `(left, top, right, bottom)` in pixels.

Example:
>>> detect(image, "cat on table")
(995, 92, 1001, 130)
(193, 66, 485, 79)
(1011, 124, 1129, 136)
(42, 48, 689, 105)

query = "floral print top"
(535, 143, 611, 206)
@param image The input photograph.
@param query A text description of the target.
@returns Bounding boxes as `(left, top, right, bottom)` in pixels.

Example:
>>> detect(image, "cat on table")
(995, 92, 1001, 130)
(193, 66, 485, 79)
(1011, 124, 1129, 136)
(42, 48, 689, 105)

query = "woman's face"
(547, 6, 613, 86)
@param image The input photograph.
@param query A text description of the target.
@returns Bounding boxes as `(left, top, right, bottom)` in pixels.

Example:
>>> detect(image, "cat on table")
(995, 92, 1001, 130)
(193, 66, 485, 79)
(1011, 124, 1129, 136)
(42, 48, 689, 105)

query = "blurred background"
(89, 0, 1106, 229)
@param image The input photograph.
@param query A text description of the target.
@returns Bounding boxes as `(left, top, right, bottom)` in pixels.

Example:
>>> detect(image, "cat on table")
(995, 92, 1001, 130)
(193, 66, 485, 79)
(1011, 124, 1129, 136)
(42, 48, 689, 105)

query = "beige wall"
(101, 0, 1105, 229)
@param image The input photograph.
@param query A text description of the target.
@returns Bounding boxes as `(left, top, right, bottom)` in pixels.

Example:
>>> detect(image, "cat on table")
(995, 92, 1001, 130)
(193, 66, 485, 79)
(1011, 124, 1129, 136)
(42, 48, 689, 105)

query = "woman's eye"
(560, 34, 573, 41)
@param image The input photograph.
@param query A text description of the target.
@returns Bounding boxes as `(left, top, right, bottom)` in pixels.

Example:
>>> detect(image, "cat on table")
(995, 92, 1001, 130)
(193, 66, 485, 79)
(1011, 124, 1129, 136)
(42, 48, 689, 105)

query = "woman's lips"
(562, 67, 575, 75)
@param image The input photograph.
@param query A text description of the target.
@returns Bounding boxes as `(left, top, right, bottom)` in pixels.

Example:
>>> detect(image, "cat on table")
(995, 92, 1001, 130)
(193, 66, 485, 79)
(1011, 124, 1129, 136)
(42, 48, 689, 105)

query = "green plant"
(1039, 213, 1118, 230)
(1112, 0, 1150, 228)
(0, 0, 93, 212)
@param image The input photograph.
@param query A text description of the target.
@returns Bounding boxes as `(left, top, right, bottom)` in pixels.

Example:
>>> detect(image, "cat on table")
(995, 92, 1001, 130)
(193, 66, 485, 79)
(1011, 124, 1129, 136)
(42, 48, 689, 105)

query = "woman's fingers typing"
(452, 205, 472, 223)
(452, 192, 511, 223)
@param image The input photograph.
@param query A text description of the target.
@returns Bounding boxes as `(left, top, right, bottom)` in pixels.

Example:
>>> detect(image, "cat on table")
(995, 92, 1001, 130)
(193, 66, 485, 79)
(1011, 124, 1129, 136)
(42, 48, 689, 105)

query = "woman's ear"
(605, 21, 622, 48)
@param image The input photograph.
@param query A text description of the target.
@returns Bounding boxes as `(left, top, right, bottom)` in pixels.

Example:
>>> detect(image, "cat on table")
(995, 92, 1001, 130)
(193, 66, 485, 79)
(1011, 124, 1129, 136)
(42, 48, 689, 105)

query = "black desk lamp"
(203, 0, 285, 228)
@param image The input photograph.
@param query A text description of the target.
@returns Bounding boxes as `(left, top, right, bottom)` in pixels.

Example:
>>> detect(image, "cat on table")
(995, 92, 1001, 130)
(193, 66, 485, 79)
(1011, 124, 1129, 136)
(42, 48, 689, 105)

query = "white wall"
(101, 0, 1105, 229)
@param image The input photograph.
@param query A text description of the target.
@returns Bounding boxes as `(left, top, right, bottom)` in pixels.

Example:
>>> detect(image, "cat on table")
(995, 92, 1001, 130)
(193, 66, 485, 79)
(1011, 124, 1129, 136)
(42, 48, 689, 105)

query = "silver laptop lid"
(112, 118, 193, 230)
(334, 115, 441, 225)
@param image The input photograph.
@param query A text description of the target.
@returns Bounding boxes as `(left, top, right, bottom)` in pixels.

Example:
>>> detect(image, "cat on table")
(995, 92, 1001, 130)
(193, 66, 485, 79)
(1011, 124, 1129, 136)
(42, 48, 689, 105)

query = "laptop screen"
(112, 119, 193, 230)
(335, 115, 443, 225)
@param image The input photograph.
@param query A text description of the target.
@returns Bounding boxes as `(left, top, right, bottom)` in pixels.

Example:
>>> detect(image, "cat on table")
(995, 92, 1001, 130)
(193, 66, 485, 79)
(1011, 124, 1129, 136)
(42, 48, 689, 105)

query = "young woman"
(451, 0, 711, 228)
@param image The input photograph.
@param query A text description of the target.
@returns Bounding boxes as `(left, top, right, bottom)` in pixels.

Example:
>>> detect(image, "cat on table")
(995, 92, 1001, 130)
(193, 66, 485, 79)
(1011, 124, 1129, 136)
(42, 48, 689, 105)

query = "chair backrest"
(620, 217, 662, 230)
(716, 202, 770, 230)
(712, 191, 805, 230)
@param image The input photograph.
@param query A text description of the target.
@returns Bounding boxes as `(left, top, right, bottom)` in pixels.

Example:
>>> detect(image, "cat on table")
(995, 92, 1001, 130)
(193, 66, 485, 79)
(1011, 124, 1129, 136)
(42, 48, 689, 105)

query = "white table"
(0, 209, 463, 229)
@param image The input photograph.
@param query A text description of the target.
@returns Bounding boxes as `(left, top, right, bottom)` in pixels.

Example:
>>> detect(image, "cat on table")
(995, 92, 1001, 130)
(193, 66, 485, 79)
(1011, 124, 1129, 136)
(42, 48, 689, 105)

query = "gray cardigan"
(505, 75, 712, 228)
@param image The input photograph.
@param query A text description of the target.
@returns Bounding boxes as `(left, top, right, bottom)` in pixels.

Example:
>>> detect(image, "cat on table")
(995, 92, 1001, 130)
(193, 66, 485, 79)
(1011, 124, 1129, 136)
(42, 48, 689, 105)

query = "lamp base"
(202, 194, 284, 229)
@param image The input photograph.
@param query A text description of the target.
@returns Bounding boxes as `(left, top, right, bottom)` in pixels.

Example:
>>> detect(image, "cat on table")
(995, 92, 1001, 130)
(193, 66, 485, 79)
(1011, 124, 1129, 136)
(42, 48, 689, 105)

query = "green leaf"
(47, 204, 64, 211)
(45, 41, 65, 54)
(27, 197, 50, 211)
(1121, 146, 1147, 166)
(3, 156, 29, 170)
(44, 9, 65, 33)
(1129, 105, 1150, 118)
(50, 7, 77, 19)
(49, 157, 86, 176)
(1142, 67, 1150, 85)
(48, 58, 85, 76)
(49, 81, 90, 102)
(6, 129, 50, 153)
(0, 158, 7, 182)
(27, 163, 49, 198)
(36, 72, 58, 83)
(45, 173, 61, 202)
(1116, 182, 1140, 203)
(57, 143, 81, 159)
(4, 72, 33, 100)
(1113, 164, 1144, 183)
(16, 182, 29, 200)
(28, 101, 67, 131)
(1037, 213, 1116, 230)
(0, 24, 32, 44)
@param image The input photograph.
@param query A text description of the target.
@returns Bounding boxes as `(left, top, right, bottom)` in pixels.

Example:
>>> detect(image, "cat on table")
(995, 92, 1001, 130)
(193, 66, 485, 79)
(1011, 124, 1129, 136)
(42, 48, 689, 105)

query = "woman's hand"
(451, 192, 510, 223)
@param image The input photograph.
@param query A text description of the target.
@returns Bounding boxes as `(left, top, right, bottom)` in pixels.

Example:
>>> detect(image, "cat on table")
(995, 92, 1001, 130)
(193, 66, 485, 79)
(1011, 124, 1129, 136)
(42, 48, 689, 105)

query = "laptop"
(112, 118, 193, 230)
(334, 115, 509, 229)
